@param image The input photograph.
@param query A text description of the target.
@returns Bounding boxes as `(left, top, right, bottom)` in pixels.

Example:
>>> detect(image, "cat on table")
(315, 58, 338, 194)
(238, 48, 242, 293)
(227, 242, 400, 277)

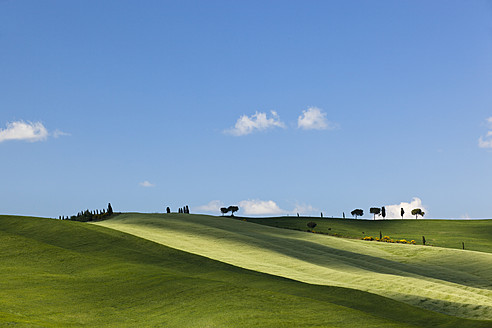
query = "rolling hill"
(1, 214, 490, 327)
(243, 216, 492, 253)
(94, 213, 492, 321)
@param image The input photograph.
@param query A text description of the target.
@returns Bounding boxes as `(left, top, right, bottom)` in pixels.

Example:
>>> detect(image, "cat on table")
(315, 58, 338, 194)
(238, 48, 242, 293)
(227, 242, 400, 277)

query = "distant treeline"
(60, 203, 114, 222)
(166, 205, 189, 214)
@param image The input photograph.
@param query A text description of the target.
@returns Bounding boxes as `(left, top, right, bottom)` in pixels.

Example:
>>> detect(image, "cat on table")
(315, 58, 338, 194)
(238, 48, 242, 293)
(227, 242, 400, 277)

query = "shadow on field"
(119, 215, 492, 290)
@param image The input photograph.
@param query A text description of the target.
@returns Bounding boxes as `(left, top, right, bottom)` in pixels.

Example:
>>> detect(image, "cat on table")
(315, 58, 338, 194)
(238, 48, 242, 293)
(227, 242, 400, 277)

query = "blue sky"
(1, 0, 492, 219)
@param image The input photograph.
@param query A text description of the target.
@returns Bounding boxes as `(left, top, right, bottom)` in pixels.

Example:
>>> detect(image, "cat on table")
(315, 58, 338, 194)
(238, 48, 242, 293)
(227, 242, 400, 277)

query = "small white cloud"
(487, 117, 492, 128)
(292, 203, 318, 216)
(478, 136, 492, 148)
(52, 129, 70, 138)
(139, 181, 155, 187)
(297, 107, 337, 130)
(225, 111, 285, 136)
(384, 197, 427, 219)
(198, 199, 318, 216)
(239, 199, 285, 215)
(196, 200, 224, 213)
(478, 117, 492, 149)
(0, 121, 49, 143)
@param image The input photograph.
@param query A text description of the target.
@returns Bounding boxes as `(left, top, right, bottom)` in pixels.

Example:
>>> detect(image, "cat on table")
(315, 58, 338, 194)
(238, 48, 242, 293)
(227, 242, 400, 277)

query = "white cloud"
(139, 180, 155, 187)
(487, 117, 492, 128)
(198, 199, 317, 216)
(52, 129, 70, 138)
(297, 107, 337, 130)
(0, 121, 49, 143)
(292, 203, 318, 216)
(225, 111, 285, 136)
(239, 199, 285, 215)
(478, 136, 492, 148)
(196, 200, 224, 213)
(384, 197, 427, 219)
(478, 117, 492, 149)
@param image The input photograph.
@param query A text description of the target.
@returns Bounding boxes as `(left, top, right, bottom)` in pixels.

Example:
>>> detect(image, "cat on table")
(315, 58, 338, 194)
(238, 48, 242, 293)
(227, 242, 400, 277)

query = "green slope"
(3, 215, 489, 327)
(243, 216, 492, 253)
(94, 213, 492, 321)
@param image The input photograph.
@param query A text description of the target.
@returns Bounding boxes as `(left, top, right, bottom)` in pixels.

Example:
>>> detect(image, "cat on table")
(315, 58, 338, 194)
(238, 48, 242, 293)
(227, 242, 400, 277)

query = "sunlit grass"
(95, 213, 492, 320)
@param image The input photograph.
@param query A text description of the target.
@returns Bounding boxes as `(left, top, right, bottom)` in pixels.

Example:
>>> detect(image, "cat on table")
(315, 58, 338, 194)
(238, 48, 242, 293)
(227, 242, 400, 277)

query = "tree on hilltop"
(351, 209, 363, 219)
(411, 208, 425, 219)
(220, 207, 228, 216)
(381, 206, 386, 220)
(227, 206, 239, 216)
(400, 208, 405, 219)
(370, 207, 381, 220)
(107, 203, 113, 215)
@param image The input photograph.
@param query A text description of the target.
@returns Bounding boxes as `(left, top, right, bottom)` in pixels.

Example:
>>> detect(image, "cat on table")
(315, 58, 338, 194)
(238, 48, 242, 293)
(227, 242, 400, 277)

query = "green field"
(1, 214, 491, 327)
(94, 213, 492, 321)
(242, 216, 492, 253)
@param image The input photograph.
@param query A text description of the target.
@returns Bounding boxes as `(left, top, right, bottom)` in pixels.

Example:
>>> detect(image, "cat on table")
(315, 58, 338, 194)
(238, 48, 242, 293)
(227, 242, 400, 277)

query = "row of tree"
(60, 203, 114, 222)
(165, 206, 190, 214)
(351, 207, 425, 220)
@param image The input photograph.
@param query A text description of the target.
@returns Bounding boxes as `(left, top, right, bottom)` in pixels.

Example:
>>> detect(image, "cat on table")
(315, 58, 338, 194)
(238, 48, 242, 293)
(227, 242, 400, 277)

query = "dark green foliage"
(68, 208, 112, 222)
(351, 209, 364, 219)
(411, 208, 425, 219)
(220, 207, 228, 216)
(401, 208, 405, 219)
(423, 235, 426, 245)
(381, 206, 386, 219)
(307, 221, 317, 230)
(227, 206, 239, 216)
(166, 207, 171, 214)
(63, 204, 114, 222)
(370, 208, 381, 220)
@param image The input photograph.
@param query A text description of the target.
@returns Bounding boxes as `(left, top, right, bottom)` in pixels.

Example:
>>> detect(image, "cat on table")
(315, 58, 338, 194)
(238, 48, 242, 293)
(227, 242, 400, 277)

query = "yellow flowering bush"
(362, 235, 416, 245)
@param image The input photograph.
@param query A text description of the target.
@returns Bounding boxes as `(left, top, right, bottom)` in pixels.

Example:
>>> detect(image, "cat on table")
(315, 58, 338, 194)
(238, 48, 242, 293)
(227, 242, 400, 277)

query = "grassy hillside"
(3, 216, 490, 327)
(242, 217, 492, 253)
(94, 213, 492, 321)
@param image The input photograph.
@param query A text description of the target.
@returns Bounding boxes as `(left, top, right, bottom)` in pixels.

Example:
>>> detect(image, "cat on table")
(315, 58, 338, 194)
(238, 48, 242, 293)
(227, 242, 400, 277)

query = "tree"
(227, 205, 239, 216)
(307, 221, 317, 230)
(220, 207, 228, 216)
(400, 208, 405, 219)
(369, 207, 381, 220)
(166, 207, 171, 214)
(185, 205, 189, 214)
(107, 203, 113, 215)
(351, 209, 363, 219)
(411, 208, 425, 219)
